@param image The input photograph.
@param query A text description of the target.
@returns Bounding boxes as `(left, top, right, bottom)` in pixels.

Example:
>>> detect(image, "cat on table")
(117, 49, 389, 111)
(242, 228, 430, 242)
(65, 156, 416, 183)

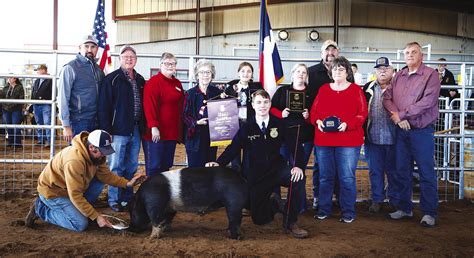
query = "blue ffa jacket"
(216, 115, 304, 186)
(98, 68, 146, 136)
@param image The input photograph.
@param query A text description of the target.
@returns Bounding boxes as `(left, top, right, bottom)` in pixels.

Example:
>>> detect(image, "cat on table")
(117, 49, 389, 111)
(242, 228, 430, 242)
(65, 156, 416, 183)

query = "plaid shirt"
(123, 68, 142, 122)
(369, 82, 395, 145)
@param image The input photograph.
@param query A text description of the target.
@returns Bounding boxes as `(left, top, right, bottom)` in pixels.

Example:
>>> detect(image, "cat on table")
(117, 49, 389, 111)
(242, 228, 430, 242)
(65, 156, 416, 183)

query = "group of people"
(1, 64, 54, 149)
(22, 35, 442, 238)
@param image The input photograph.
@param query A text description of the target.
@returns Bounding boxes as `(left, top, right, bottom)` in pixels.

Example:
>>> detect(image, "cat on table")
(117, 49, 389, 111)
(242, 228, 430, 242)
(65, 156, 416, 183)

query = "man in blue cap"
(363, 57, 396, 213)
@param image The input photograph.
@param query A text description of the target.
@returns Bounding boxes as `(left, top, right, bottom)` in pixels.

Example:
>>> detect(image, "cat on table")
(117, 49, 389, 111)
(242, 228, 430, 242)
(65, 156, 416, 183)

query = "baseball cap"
(120, 44, 136, 55)
(81, 34, 98, 46)
(87, 130, 115, 155)
(374, 57, 393, 68)
(321, 40, 339, 51)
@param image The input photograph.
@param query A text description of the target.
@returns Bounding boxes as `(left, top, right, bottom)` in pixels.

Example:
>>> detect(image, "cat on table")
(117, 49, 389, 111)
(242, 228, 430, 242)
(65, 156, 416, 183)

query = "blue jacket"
(57, 54, 104, 127)
(183, 84, 222, 152)
(98, 68, 146, 136)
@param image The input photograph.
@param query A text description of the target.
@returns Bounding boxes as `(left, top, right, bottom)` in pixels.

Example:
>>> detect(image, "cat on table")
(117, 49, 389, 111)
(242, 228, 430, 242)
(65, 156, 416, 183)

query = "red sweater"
(143, 72, 185, 142)
(310, 83, 368, 147)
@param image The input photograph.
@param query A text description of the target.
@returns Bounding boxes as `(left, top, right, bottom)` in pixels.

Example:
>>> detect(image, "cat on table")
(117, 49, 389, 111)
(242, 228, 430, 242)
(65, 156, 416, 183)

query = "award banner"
(208, 98, 239, 147)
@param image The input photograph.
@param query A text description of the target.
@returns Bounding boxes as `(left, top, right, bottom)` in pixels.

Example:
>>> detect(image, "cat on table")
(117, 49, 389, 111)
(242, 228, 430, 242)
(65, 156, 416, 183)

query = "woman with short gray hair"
(183, 59, 222, 167)
(143, 52, 184, 176)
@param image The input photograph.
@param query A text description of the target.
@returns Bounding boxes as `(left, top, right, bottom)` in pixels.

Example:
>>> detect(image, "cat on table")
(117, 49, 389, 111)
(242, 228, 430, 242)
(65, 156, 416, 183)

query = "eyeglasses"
(121, 55, 136, 60)
(331, 67, 346, 72)
(162, 62, 177, 67)
(198, 70, 212, 76)
(376, 67, 393, 72)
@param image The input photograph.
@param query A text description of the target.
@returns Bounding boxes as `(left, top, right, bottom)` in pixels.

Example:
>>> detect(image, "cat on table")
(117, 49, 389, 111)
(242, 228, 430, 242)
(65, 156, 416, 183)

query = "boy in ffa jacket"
(206, 89, 308, 238)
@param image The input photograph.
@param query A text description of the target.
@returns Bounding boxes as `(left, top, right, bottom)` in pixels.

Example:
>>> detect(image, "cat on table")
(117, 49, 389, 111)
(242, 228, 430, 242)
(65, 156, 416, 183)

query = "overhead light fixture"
(308, 29, 320, 41)
(277, 30, 289, 41)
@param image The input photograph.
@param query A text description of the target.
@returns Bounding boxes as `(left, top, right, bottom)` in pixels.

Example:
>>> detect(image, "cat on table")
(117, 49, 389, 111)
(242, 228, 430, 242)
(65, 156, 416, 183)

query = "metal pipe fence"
(1, 48, 474, 203)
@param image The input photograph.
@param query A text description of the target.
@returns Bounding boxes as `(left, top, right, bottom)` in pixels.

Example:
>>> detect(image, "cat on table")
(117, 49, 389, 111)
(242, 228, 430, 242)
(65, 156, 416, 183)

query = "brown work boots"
(25, 198, 39, 228)
(285, 223, 308, 239)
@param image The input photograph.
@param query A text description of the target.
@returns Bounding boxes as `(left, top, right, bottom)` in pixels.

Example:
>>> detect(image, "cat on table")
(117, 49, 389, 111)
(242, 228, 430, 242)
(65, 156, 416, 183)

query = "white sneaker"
(388, 210, 413, 220)
(420, 215, 436, 227)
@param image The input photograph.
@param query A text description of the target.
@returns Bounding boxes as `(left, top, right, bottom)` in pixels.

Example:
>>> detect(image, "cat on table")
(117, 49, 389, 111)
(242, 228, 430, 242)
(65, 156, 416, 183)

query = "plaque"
(287, 90, 305, 112)
(322, 116, 341, 132)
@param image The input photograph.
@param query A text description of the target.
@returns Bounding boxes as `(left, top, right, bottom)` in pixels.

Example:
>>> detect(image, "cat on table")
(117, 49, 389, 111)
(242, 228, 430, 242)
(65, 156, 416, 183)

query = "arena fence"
(1, 48, 474, 204)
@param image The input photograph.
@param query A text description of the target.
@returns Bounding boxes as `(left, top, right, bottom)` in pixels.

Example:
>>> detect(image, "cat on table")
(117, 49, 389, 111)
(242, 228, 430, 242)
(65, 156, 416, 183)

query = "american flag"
(93, 0, 112, 72)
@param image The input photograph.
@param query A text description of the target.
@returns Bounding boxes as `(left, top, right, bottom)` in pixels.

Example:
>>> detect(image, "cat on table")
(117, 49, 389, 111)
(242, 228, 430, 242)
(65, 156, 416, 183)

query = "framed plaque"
(286, 90, 305, 112)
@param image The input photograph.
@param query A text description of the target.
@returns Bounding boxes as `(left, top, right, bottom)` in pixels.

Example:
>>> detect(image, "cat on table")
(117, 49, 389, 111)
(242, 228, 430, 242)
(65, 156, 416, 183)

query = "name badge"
(248, 134, 261, 141)
(176, 87, 182, 92)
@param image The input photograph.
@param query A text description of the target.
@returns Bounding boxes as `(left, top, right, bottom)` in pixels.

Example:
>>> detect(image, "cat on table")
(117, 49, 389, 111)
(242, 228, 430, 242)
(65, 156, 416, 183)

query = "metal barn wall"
(116, 27, 474, 83)
(115, 0, 474, 45)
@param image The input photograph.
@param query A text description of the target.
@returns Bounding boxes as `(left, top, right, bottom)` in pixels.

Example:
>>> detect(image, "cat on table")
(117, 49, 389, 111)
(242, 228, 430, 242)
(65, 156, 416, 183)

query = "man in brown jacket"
(25, 130, 145, 232)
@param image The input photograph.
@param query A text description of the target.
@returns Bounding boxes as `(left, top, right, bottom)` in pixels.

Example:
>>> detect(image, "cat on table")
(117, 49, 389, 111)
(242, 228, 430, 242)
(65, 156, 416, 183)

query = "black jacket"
(216, 115, 303, 225)
(308, 60, 332, 101)
(32, 78, 53, 100)
(98, 68, 146, 136)
(224, 80, 262, 120)
(217, 115, 304, 184)
(437, 68, 459, 101)
(271, 84, 314, 143)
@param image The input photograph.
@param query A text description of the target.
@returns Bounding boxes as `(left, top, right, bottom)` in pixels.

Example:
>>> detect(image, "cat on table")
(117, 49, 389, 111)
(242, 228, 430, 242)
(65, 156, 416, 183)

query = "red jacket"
(143, 72, 184, 142)
(310, 83, 368, 147)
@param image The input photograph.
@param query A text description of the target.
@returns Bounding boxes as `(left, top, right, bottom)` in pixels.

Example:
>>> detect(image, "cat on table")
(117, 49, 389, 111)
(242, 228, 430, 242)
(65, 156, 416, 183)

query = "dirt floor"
(1, 137, 474, 256)
(0, 194, 473, 257)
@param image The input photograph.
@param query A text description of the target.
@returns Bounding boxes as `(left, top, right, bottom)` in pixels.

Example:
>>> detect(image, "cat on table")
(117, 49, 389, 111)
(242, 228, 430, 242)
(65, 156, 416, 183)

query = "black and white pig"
(129, 166, 248, 239)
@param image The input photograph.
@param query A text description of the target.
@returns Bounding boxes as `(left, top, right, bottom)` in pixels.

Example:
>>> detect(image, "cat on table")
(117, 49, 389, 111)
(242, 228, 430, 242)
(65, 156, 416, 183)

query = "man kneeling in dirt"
(25, 130, 145, 232)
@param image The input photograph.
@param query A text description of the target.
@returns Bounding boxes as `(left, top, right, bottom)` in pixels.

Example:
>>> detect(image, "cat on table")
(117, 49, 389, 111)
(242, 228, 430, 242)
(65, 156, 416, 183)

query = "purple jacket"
(383, 63, 441, 129)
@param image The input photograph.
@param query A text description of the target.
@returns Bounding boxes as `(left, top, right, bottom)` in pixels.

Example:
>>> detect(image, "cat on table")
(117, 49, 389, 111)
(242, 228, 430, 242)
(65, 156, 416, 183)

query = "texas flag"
(258, 0, 284, 98)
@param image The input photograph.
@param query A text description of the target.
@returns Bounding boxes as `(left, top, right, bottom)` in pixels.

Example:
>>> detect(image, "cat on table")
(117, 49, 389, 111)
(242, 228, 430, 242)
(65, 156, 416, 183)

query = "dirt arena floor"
(0, 195, 472, 256)
(1, 139, 474, 256)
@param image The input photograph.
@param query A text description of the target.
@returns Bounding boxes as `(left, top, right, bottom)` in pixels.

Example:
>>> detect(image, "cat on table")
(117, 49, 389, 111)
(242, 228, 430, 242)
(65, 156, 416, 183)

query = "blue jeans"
(143, 140, 177, 177)
(108, 126, 141, 206)
(71, 119, 97, 137)
(33, 104, 52, 144)
(36, 180, 103, 232)
(393, 126, 438, 217)
(278, 142, 313, 211)
(366, 142, 396, 203)
(2, 109, 22, 146)
(316, 146, 360, 219)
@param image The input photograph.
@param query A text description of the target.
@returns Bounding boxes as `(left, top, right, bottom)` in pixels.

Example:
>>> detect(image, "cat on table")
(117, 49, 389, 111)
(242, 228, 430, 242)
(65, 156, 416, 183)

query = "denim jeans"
(33, 104, 52, 144)
(393, 126, 438, 217)
(71, 119, 97, 137)
(36, 180, 102, 232)
(2, 109, 22, 146)
(108, 126, 141, 206)
(366, 142, 396, 203)
(143, 139, 177, 177)
(278, 142, 313, 211)
(315, 146, 360, 219)
(312, 146, 320, 202)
